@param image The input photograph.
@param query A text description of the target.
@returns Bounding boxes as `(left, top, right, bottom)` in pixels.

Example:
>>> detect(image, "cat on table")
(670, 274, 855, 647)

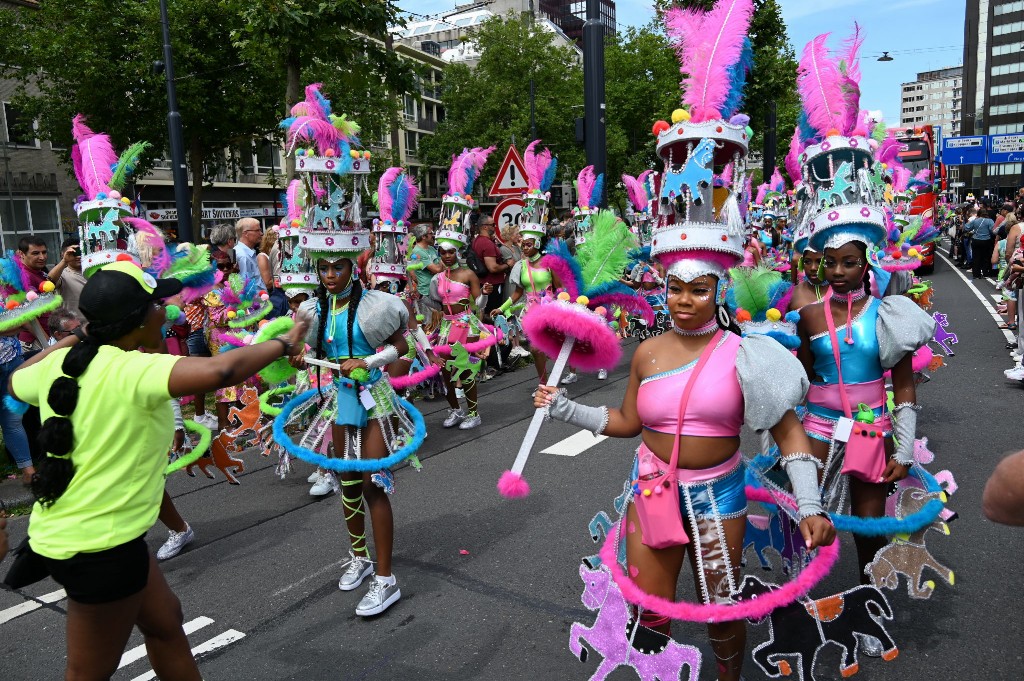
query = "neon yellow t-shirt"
(12, 346, 182, 560)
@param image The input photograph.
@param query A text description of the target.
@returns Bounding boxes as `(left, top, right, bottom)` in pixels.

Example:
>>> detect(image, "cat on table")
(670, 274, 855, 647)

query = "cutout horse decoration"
(931, 312, 958, 356)
(816, 161, 855, 209)
(583, 479, 631, 569)
(736, 575, 898, 680)
(186, 385, 264, 484)
(888, 438, 958, 523)
(868, 486, 955, 600)
(660, 138, 716, 206)
(742, 511, 801, 574)
(87, 208, 121, 244)
(571, 564, 701, 681)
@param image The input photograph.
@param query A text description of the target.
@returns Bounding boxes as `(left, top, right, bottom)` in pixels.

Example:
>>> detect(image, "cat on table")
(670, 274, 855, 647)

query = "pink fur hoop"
(521, 301, 621, 373)
(600, 485, 840, 623)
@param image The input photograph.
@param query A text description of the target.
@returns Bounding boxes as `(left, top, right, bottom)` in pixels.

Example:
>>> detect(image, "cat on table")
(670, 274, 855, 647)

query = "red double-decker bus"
(893, 125, 939, 272)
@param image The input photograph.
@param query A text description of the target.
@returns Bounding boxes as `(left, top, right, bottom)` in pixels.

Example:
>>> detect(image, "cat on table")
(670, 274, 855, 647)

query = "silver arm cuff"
(782, 454, 825, 520)
(892, 403, 918, 465)
(364, 344, 399, 370)
(172, 399, 184, 431)
(546, 392, 609, 435)
(413, 326, 433, 352)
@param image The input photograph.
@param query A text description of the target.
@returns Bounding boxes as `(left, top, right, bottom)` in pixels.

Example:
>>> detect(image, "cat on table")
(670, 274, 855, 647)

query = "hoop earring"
(716, 304, 731, 329)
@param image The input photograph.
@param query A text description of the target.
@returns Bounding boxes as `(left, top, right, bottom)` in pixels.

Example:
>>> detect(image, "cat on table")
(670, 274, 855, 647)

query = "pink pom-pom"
(260, 293, 270, 301)
(108, 190, 121, 200)
(25, 291, 38, 301)
(497, 470, 530, 498)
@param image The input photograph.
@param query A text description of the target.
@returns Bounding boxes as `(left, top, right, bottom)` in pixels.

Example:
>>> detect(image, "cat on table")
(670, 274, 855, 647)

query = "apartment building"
(899, 66, 962, 135)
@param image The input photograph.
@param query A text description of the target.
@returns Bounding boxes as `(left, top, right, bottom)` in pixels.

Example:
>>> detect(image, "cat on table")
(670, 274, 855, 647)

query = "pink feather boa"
(590, 292, 655, 327)
(538, 255, 580, 299)
(433, 329, 503, 357)
(521, 301, 621, 372)
(388, 363, 442, 389)
(601, 485, 840, 622)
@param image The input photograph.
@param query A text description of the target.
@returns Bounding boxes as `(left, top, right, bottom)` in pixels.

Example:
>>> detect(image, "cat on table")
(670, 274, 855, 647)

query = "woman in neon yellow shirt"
(4, 261, 306, 681)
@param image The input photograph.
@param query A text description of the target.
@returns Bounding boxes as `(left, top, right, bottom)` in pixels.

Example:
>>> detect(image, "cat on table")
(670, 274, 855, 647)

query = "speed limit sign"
(493, 197, 525, 242)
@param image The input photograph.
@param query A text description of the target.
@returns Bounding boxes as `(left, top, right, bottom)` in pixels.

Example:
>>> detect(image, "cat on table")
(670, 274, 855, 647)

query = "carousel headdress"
(622, 170, 654, 245)
(276, 179, 318, 290)
(796, 26, 888, 253)
(437, 146, 494, 248)
(70, 115, 150, 276)
(284, 84, 373, 262)
(520, 140, 558, 241)
(573, 165, 604, 244)
(650, 0, 754, 285)
(371, 167, 418, 288)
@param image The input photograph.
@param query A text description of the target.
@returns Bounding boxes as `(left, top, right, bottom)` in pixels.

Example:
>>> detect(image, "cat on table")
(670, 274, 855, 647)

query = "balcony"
(415, 117, 438, 133)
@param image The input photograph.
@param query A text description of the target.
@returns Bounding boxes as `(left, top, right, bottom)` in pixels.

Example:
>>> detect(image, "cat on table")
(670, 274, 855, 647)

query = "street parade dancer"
(532, 2, 836, 679)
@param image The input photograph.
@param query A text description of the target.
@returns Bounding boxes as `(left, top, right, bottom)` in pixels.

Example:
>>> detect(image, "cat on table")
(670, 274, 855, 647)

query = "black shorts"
(42, 535, 150, 604)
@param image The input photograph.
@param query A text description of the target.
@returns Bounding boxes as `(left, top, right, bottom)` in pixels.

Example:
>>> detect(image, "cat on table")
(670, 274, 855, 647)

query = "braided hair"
(32, 306, 150, 507)
(313, 262, 363, 397)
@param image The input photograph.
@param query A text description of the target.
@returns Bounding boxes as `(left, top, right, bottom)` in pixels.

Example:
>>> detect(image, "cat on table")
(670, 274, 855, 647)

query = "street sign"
(492, 197, 524, 242)
(941, 136, 987, 166)
(488, 146, 529, 196)
(989, 133, 1024, 163)
(949, 182, 966, 188)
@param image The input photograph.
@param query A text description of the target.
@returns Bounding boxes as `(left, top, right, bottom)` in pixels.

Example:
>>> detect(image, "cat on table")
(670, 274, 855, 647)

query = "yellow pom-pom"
(349, 149, 359, 158)
(907, 247, 919, 258)
(227, 310, 237, 319)
(40, 281, 55, 293)
(121, 197, 131, 205)
(575, 295, 589, 306)
(671, 108, 690, 123)
(766, 308, 782, 322)
(881, 163, 888, 170)
(557, 291, 570, 301)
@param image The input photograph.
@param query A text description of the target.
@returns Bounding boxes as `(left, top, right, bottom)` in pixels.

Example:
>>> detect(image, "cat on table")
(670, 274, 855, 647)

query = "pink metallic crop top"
(437, 271, 470, 306)
(636, 332, 743, 437)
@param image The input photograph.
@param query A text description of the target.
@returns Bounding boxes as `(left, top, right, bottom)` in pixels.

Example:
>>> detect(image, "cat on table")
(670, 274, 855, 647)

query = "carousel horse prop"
(931, 312, 958, 356)
(186, 385, 264, 484)
(570, 564, 702, 681)
(737, 575, 899, 680)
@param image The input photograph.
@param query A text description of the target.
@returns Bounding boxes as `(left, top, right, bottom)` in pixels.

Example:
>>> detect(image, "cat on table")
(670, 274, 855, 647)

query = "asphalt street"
(1, 251, 1022, 680)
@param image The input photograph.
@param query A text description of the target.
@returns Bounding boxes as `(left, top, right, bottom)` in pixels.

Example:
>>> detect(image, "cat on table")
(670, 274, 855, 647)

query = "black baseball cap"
(79, 261, 183, 325)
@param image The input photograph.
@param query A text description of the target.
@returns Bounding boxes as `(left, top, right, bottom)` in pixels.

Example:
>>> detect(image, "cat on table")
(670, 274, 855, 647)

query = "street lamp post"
(582, 0, 606, 207)
(159, 0, 193, 242)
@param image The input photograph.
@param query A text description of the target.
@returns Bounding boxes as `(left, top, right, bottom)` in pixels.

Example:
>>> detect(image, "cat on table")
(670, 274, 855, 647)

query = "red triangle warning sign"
(489, 146, 529, 197)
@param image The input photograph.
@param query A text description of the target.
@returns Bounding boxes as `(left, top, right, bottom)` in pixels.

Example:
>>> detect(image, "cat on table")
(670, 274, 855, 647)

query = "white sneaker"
(1004, 364, 1024, 377)
(338, 552, 374, 591)
(309, 471, 339, 496)
(510, 346, 530, 359)
(307, 469, 321, 484)
(443, 408, 466, 428)
(355, 576, 401, 616)
(561, 372, 578, 385)
(597, 369, 608, 380)
(194, 413, 219, 431)
(1007, 367, 1024, 381)
(459, 412, 481, 430)
(156, 523, 195, 561)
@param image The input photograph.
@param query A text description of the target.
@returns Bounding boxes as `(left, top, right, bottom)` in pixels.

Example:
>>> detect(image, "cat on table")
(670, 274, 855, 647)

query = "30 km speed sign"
(493, 197, 525, 242)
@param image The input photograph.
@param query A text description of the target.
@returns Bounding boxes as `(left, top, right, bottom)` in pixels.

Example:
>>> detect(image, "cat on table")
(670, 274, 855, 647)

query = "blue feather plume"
(313, 88, 333, 118)
(591, 173, 605, 206)
(798, 111, 817, 145)
(0, 253, 25, 292)
(391, 173, 413, 223)
(721, 38, 754, 119)
(465, 166, 478, 195)
(540, 157, 558, 191)
(627, 245, 652, 271)
(544, 238, 583, 291)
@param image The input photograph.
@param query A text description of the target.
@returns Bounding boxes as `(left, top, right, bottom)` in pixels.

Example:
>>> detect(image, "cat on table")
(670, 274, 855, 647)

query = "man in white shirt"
(233, 218, 263, 280)
(48, 237, 87, 316)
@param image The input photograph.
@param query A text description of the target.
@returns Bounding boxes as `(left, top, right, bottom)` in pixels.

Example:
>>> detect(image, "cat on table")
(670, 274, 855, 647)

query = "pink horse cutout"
(571, 564, 701, 681)
(886, 438, 958, 522)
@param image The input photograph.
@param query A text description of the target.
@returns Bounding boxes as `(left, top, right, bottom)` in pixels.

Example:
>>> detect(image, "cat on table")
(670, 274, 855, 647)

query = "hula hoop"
(600, 485, 839, 623)
(388, 363, 442, 390)
(272, 389, 425, 473)
(747, 454, 945, 537)
(259, 385, 296, 417)
(166, 420, 213, 475)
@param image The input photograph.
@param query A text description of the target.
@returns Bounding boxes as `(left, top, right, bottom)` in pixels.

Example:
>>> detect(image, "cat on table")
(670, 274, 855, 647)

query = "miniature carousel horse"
(736, 575, 898, 680)
(571, 564, 701, 681)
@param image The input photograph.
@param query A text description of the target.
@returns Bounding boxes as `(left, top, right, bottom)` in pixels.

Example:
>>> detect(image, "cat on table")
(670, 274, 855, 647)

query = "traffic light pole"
(583, 0, 606, 207)
(160, 0, 193, 242)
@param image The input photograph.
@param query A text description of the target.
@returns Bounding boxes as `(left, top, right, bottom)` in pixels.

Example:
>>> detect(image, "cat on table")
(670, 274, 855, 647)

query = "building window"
(992, 42, 1023, 56)
(991, 60, 1024, 76)
(405, 130, 418, 159)
(403, 95, 417, 123)
(994, 20, 1024, 35)
(2, 103, 37, 148)
(254, 139, 281, 174)
(0, 198, 62, 253)
(995, 0, 1024, 15)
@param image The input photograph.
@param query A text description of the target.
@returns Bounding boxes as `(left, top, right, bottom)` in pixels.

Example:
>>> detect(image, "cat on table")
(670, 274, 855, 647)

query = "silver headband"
(666, 258, 727, 283)
(822, 230, 869, 251)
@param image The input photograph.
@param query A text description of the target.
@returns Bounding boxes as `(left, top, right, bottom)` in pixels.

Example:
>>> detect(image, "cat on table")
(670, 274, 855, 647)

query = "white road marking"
(129, 630, 246, 681)
(272, 556, 349, 597)
(0, 589, 66, 625)
(118, 616, 215, 668)
(986, 277, 998, 287)
(541, 429, 608, 456)
(936, 250, 1015, 343)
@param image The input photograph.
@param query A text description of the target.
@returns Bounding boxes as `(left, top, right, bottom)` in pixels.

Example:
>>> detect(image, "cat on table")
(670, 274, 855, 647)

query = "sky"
(398, 0, 966, 128)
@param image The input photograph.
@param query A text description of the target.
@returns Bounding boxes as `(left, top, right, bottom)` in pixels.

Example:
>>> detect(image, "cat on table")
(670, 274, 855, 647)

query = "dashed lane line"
(0, 589, 66, 625)
(936, 250, 1015, 343)
(541, 429, 608, 456)
(118, 616, 215, 669)
(128, 629, 246, 681)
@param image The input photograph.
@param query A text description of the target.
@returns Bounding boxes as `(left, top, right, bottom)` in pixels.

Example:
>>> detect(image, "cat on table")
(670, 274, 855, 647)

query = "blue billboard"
(941, 136, 987, 165)
(988, 133, 1024, 164)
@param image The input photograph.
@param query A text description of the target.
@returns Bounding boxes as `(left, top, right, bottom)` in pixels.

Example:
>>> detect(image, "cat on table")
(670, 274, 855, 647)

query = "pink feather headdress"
(377, 167, 418, 224)
(665, 0, 755, 123)
(797, 34, 846, 138)
(754, 183, 768, 205)
(784, 128, 805, 187)
(446, 146, 496, 197)
(523, 139, 553, 191)
(282, 83, 342, 156)
(70, 115, 117, 200)
(577, 166, 596, 209)
(623, 170, 653, 212)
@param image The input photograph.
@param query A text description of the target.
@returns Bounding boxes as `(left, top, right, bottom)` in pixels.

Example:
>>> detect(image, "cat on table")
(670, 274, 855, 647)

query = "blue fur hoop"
(272, 389, 425, 472)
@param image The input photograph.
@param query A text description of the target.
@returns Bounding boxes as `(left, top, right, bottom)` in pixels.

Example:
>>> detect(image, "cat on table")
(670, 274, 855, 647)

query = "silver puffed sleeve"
(508, 260, 525, 291)
(298, 297, 320, 347)
(736, 334, 810, 431)
(876, 295, 936, 370)
(355, 290, 409, 348)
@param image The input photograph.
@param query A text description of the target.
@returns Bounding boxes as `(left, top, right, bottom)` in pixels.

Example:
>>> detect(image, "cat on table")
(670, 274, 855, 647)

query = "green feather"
(871, 122, 887, 143)
(577, 210, 638, 287)
(109, 141, 150, 191)
(728, 264, 779, 315)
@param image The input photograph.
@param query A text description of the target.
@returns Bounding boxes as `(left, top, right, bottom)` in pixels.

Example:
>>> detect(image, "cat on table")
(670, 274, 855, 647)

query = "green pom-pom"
(165, 304, 182, 323)
(349, 367, 370, 383)
(255, 316, 299, 383)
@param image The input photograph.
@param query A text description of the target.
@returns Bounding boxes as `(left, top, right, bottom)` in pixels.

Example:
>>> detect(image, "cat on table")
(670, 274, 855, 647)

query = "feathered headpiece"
(280, 83, 358, 172)
(0, 251, 62, 333)
(377, 167, 418, 226)
(796, 26, 863, 141)
(725, 264, 799, 349)
(784, 128, 805, 188)
(523, 140, 557, 192)
(623, 171, 653, 213)
(576, 166, 604, 211)
(438, 148, 494, 247)
(665, 0, 755, 122)
(446, 146, 496, 198)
